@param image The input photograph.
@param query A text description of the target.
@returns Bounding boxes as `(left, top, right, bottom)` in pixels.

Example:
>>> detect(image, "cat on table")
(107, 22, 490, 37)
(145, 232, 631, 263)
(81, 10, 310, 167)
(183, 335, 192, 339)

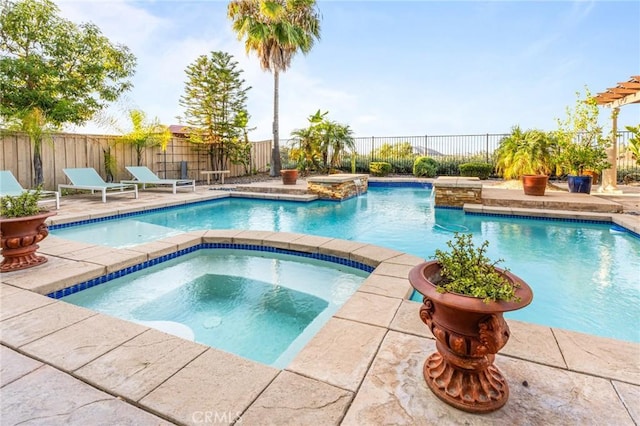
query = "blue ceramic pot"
(567, 175, 593, 194)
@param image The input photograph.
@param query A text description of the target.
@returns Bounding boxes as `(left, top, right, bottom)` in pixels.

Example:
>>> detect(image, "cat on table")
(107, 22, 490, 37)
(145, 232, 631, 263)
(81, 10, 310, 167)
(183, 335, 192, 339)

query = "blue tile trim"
(369, 181, 432, 188)
(465, 211, 639, 239)
(434, 205, 464, 211)
(48, 198, 226, 230)
(465, 211, 609, 224)
(46, 244, 374, 299)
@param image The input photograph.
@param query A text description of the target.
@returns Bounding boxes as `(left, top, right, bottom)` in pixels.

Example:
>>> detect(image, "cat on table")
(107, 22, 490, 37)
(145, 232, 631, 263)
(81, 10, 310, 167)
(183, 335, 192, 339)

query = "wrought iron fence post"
(486, 134, 489, 163)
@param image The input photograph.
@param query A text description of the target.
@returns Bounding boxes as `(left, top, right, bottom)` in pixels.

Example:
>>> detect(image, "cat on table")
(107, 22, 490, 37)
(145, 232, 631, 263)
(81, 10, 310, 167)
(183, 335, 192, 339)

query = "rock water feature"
(306, 174, 369, 201)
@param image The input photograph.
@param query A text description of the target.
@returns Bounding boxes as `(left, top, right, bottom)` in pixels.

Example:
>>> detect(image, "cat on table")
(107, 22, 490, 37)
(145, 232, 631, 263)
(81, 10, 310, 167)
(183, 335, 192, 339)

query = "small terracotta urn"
(281, 169, 298, 185)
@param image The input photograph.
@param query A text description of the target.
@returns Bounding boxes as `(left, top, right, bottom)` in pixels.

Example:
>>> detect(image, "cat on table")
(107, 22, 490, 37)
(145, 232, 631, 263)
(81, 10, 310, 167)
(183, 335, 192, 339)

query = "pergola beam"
(594, 75, 640, 108)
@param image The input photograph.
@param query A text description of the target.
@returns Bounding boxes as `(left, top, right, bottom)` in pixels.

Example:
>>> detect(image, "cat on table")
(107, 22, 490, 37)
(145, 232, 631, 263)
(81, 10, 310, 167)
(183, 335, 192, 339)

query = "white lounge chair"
(59, 168, 138, 203)
(121, 166, 195, 194)
(0, 170, 60, 209)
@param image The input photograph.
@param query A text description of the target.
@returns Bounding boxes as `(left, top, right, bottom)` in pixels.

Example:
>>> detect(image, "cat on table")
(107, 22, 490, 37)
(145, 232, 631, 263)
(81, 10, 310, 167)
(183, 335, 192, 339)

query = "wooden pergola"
(593, 75, 640, 192)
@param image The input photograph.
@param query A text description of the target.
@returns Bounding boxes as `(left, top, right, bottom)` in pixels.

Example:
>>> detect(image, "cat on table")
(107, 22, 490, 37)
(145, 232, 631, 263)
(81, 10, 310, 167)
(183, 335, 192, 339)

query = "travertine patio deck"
(1, 182, 639, 425)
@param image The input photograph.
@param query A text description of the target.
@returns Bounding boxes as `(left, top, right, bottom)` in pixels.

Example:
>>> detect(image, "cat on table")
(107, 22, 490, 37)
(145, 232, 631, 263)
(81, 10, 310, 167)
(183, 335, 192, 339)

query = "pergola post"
(598, 107, 619, 192)
(594, 75, 640, 194)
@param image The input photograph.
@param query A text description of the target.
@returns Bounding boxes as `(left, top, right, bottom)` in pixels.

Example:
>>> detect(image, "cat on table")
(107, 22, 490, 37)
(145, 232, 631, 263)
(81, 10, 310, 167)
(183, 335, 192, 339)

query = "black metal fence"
(282, 131, 638, 179)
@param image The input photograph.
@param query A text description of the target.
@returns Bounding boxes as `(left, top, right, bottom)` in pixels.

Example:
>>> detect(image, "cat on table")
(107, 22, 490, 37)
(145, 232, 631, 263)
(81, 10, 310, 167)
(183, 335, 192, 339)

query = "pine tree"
(179, 51, 251, 172)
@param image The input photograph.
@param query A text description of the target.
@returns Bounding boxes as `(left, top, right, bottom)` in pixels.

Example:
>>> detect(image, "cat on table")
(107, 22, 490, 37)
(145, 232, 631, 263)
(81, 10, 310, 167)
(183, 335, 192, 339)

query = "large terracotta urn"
(0, 211, 57, 272)
(409, 260, 533, 413)
(522, 174, 548, 196)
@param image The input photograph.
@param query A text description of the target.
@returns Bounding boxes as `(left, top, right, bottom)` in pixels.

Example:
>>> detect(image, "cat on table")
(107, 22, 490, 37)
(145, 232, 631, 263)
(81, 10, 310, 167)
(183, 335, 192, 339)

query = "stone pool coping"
(2, 188, 640, 424)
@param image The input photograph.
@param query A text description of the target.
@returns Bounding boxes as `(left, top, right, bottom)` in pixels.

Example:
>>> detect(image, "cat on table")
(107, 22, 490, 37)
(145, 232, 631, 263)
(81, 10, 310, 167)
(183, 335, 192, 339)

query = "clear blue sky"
(56, 0, 640, 140)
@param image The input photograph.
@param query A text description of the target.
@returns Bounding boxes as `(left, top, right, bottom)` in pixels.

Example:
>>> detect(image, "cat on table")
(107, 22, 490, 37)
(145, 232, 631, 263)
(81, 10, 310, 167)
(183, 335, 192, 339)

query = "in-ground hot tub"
(57, 248, 370, 368)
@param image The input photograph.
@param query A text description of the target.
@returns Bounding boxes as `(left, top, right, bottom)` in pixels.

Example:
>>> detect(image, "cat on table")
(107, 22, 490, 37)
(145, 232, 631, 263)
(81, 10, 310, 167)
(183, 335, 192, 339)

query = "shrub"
(0, 188, 42, 218)
(369, 162, 392, 176)
(433, 233, 520, 303)
(388, 158, 416, 174)
(413, 156, 438, 177)
(459, 162, 493, 180)
(436, 158, 464, 176)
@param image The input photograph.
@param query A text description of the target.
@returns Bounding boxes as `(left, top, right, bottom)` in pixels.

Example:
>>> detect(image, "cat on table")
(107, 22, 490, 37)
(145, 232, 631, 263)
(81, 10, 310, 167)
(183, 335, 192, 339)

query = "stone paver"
(613, 381, 640, 424)
(0, 345, 43, 387)
(140, 348, 278, 426)
(319, 239, 368, 258)
(262, 232, 308, 249)
(159, 233, 202, 250)
(1, 363, 172, 425)
(0, 257, 105, 295)
(553, 328, 640, 384)
(232, 230, 276, 245)
(358, 274, 413, 298)
(287, 317, 387, 391)
(81, 249, 148, 273)
(0, 288, 56, 321)
(20, 313, 148, 371)
(371, 261, 415, 279)
(126, 239, 184, 259)
(75, 328, 208, 401)
(202, 229, 245, 243)
(289, 234, 333, 252)
(335, 291, 401, 328)
(502, 320, 566, 369)
(389, 300, 434, 339)
(385, 253, 425, 266)
(351, 244, 404, 265)
(0, 301, 96, 348)
(240, 371, 353, 425)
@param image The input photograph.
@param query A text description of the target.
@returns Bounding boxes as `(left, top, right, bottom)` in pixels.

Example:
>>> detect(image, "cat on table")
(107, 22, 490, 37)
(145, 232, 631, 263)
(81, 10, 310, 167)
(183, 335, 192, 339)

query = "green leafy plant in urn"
(408, 233, 533, 413)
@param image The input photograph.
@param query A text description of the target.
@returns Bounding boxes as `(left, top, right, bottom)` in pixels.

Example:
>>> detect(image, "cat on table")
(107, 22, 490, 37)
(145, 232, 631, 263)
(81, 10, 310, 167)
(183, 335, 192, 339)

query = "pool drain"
(203, 316, 223, 328)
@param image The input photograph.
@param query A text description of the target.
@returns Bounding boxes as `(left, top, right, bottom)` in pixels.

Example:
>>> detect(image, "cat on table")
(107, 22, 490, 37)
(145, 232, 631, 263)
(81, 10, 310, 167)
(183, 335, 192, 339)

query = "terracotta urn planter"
(408, 260, 533, 413)
(0, 211, 57, 272)
(281, 169, 298, 185)
(522, 174, 548, 196)
(583, 170, 599, 185)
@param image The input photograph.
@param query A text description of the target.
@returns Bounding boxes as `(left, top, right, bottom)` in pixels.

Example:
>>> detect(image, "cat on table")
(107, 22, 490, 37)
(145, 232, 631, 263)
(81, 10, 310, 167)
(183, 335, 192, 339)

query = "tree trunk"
(270, 70, 282, 177)
(33, 135, 43, 187)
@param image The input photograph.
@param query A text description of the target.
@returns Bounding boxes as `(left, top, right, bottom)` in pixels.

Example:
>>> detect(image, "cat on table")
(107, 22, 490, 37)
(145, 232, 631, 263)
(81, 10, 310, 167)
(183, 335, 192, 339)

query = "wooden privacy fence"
(0, 131, 272, 190)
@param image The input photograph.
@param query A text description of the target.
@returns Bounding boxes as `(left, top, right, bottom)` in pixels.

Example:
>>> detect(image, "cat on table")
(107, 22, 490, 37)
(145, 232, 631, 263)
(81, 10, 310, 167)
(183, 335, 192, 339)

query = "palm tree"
(495, 126, 555, 179)
(228, 0, 321, 176)
(316, 119, 355, 171)
(121, 110, 171, 166)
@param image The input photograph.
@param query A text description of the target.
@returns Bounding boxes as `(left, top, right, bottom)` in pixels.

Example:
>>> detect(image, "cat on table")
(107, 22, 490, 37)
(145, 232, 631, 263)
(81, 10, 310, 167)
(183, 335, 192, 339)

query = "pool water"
(52, 187, 640, 343)
(61, 250, 367, 368)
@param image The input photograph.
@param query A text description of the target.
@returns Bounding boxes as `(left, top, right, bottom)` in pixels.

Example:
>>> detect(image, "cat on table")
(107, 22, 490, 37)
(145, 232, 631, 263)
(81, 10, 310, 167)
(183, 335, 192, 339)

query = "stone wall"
(307, 174, 369, 201)
(433, 177, 482, 207)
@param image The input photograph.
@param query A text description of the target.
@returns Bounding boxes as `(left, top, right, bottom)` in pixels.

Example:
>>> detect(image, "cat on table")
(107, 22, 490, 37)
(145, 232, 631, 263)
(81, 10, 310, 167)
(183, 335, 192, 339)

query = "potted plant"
(0, 188, 57, 272)
(555, 88, 611, 194)
(280, 168, 299, 185)
(408, 233, 533, 413)
(495, 126, 556, 196)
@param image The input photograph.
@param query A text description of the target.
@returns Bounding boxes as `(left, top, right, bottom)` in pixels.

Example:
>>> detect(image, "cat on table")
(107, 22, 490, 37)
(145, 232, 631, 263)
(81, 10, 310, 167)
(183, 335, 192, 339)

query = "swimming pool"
(51, 186, 640, 342)
(60, 249, 368, 369)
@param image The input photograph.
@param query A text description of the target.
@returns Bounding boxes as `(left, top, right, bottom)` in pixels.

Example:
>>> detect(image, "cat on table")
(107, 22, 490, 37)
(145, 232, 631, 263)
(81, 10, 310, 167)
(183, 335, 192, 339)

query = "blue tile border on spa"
(46, 244, 375, 299)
